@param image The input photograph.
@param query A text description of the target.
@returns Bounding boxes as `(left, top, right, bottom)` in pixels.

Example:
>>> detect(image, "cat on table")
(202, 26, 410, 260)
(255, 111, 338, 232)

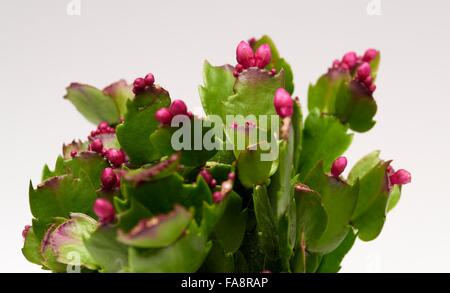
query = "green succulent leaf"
(335, 80, 377, 132)
(117, 198, 153, 232)
(308, 70, 350, 114)
(42, 213, 98, 270)
(387, 185, 402, 212)
(370, 52, 381, 81)
(292, 100, 303, 171)
(304, 162, 359, 253)
(292, 248, 322, 273)
(298, 109, 353, 179)
(268, 121, 294, 219)
(64, 83, 120, 125)
(277, 200, 297, 272)
(351, 160, 390, 241)
(316, 229, 357, 273)
(294, 184, 328, 247)
(117, 205, 192, 248)
(30, 172, 98, 222)
(253, 185, 279, 260)
(252, 35, 294, 94)
(199, 61, 236, 119)
(102, 80, 134, 118)
(84, 226, 129, 273)
(150, 118, 218, 167)
(122, 173, 186, 214)
(348, 150, 381, 184)
(223, 68, 284, 119)
(200, 241, 235, 273)
(116, 86, 171, 165)
(123, 154, 180, 186)
(22, 227, 43, 266)
(236, 143, 274, 188)
(213, 191, 247, 254)
(128, 221, 211, 273)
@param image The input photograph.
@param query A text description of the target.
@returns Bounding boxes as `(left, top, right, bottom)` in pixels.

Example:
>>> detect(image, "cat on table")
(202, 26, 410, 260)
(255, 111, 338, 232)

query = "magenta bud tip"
(144, 73, 155, 86)
(93, 198, 115, 223)
(389, 169, 411, 185)
(155, 107, 173, 125)
(169, 100, 188, 116)
(274, 88, 294, 118)
(331, 156, 347, 177)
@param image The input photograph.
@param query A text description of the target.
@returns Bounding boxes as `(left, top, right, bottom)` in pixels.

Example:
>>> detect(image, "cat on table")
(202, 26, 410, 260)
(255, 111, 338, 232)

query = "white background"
(1, 0, 449, 272)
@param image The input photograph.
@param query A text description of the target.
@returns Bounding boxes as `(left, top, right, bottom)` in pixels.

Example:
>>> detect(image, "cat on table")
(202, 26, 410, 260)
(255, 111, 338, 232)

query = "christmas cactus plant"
(22, 36, 411, 273)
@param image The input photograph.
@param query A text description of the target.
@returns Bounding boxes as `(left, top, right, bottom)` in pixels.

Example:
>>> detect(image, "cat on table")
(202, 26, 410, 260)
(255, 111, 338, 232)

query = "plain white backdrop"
(1, 0, 449, 272)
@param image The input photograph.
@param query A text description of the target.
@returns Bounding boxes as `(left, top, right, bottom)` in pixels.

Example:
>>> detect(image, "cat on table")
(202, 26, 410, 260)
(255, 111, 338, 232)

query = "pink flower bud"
(363, 49, 378, 62)
(210, 179, 217, 189)
(169, 100, 188, 116)
(106, 149, 126, 167)
(389, 169, 411, 185)
(228, 172, 236, 180)
(369, 84, 376, 93)
(331, 156, 347, 177)
(89, 139, 103, 153)
(342, 52, 358, 69)
(101, 167, 118, 189)
(236, 41, 255, 68)
(255, 44, 272, 69)
(235, 64, 244, 72)
(102, 169, 117, 186)
(98, 121, 109, 131)
(155, 107, 173, 124)
(70, 150, 77, 158)
(22, 225, 31, 239)
(144, 73, 155, 86)
(212, 191, 224, 203)
(357, 62, 371, 80)
(274, 88, 294, 118)
(133, 77, 146, 93)
(93, 198, 115, 223)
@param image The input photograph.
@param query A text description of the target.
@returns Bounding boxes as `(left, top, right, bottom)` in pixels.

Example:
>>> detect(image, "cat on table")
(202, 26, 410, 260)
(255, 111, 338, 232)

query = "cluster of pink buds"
(87, 125, 127, 167)
(155, 99, 192, 125)
(234, 41, 272, 77)
(101, 167, 121, 190)
(274, 88, 294, 118)
(93, 198, 116, 224)
(132, 73, 155, 94)
(331, 156, 348, 177)
(331, 49, 378, 94)
(88, 121, 115, 140)
(355, 62, 376, 93)
(388, 165, 411, 186)
(199, 168, 217, 189)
